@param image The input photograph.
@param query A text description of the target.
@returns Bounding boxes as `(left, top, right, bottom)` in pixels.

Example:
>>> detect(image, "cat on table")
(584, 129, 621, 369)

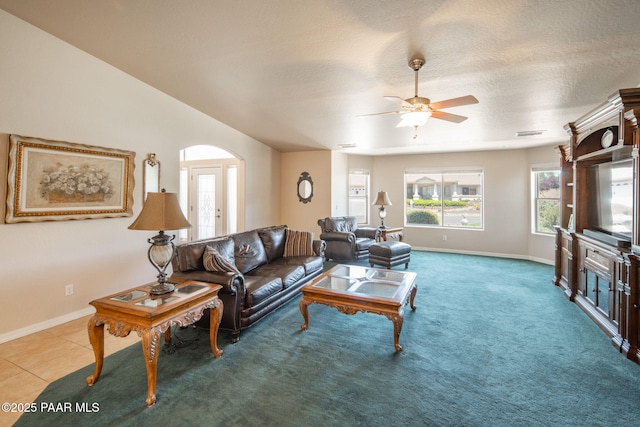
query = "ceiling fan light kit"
(361, 56, 478, 138)
(397, 111, 431, 128)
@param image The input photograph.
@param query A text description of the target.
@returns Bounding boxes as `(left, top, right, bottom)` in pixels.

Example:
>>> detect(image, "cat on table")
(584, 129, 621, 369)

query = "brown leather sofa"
(317, 216, 379, 261)
(170, 225, 325, 342)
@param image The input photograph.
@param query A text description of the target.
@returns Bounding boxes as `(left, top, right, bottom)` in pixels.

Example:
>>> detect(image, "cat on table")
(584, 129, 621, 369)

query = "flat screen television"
(587, 158, 634, 241)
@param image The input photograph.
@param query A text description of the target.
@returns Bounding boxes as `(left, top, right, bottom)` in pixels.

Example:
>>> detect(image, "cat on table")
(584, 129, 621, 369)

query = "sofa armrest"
(313, 239, 326, 257)
(355, 227, 380, 240)
(319, 231, 356, 244)
(170, 270, 244, 296)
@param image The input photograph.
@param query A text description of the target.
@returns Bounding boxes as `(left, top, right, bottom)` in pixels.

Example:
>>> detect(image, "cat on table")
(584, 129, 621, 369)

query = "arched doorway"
(179, 145, 244, 242)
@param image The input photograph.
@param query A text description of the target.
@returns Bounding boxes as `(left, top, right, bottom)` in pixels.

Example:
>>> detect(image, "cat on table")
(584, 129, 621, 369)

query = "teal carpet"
(15, 251, 640, 426)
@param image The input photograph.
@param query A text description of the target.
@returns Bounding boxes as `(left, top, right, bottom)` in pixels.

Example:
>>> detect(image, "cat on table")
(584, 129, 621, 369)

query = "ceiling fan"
(361, 57, 478, 138)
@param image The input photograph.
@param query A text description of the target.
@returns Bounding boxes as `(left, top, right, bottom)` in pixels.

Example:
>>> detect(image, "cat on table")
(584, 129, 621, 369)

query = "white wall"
(291, 145, 559, 263)
(0, 11, 280, 339)
(330, 151, 349, 216)
(348, 144, 559, 262)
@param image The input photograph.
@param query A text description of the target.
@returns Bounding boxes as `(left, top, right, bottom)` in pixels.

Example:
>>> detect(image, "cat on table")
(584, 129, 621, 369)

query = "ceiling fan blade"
(431, 110, 468, 123)
(384, 96, 413, 109)
(357, 110, 402, 117)
(429, 95, 478, 110)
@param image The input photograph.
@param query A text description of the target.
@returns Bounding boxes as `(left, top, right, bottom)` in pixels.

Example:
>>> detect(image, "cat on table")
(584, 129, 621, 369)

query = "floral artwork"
(40, 164, 113, 203)
(5, 135, 135, 223)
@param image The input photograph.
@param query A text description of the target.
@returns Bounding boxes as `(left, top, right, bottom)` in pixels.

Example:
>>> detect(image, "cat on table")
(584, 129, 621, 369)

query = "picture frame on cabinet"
(5, 135, 135, 223)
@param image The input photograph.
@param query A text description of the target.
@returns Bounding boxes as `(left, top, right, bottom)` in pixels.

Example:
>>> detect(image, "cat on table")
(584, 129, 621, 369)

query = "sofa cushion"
(355, 237, 375, 252)
(244, 276, 283, 307)
(232, 230, 268, 274)
(258, 225, 287, 262)
(284, 229, 315, 257)
(248, 263, 305, 289)
(272, 256, 323, 275)
(203, 245, 239, 274)
(205, 237, 235, 261)
(174, 241, 210, 272)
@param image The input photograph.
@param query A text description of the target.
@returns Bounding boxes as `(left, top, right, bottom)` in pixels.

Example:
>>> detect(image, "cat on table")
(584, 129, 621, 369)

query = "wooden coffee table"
(299, 264, 417, 352)
(86, 279, 223, 406)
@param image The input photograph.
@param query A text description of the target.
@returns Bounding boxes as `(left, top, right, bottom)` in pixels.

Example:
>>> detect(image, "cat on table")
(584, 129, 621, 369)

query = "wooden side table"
(86, 280, 223, 406)
(378, 226, 404, 242)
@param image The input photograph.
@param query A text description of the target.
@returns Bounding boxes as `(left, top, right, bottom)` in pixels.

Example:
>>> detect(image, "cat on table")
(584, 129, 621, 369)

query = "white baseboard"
(412, 246, 554, 266)
(0, 307, 95, 344)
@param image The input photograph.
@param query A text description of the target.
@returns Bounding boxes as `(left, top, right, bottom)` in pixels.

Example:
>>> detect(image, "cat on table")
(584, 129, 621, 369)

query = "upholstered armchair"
(317, 216, 380, 261)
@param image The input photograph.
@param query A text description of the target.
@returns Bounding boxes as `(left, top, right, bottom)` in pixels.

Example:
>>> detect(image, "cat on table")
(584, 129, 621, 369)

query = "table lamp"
(373, 190, 392, 229)
(129, 189, 191, 295)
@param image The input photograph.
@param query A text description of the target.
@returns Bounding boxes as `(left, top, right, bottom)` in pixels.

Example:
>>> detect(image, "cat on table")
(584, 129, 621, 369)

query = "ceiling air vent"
(516, 130, 545, 137)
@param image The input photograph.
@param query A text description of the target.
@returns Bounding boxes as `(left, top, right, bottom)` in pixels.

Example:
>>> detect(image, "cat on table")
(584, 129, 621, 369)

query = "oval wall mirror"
(297, 171, 313, 203)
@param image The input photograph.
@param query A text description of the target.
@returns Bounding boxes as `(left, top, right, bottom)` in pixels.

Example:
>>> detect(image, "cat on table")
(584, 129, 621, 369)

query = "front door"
(191, 166, 223, 240)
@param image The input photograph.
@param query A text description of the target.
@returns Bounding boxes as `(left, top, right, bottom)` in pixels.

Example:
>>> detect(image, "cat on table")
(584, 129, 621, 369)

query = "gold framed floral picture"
(5, 135, 135, 223)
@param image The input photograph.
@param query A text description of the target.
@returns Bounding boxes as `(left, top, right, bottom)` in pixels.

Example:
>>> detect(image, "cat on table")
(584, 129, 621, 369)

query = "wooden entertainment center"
(554, 88, 640, 364)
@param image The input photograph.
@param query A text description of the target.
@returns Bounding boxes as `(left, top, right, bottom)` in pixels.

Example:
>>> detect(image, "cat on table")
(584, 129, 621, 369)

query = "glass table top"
(311, 265, 415, 300)
(108, 282, 209, 308)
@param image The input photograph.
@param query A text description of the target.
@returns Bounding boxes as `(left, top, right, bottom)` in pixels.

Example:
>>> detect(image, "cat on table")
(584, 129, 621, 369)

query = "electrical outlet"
(65, 284, 74, 296)
(442, 235, 447, 241)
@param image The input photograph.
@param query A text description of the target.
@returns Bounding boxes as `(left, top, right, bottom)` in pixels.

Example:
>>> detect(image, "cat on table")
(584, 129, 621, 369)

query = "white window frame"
(531, 165, 561, 235)
(348, 170, 370, 225)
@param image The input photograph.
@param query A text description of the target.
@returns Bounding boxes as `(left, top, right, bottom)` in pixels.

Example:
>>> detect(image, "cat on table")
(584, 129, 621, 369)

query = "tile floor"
(0, 315, 140, 426)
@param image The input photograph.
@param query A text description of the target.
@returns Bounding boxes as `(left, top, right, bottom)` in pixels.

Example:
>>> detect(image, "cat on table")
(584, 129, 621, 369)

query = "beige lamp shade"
(129, 190, 191, 231)
(373, 191, 392, 206)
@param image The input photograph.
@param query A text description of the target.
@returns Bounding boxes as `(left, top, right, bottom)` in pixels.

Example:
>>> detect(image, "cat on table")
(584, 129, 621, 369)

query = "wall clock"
(601, 129, 614, 148)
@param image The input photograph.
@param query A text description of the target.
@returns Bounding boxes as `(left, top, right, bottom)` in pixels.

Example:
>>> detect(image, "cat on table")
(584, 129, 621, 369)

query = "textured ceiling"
(1, 0, 639, 155)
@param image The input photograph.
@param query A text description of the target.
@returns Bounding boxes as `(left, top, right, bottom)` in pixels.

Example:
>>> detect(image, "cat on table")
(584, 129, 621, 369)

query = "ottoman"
(369, 241, 411, 269)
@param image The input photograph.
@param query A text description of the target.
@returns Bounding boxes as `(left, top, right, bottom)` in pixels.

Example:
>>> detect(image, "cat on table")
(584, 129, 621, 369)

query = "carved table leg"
(141, 329, 162, 407)
(392, 309, 405, 353)
(409, 285, 417, 311)
(209, 298, 224, 358)
(86, 316, 105, 386)
(299, 297, 310, 330)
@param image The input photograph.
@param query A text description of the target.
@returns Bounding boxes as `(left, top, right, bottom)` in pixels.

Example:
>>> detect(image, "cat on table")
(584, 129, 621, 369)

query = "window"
(348, 170, 370, 224)
(532, 168, 560, 234)
(405, 169, 483, 228)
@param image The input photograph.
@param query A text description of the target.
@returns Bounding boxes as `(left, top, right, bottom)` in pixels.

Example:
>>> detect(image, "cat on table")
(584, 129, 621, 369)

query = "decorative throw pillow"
(232, 230, 268, 274)
(203, 245, 239, 274)
(258, 225, 287, 261)
(284, 229, 315, 257)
